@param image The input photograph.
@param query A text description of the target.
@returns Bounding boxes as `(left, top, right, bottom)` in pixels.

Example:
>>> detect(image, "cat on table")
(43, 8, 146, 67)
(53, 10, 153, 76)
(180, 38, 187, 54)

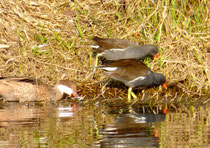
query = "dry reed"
(0, 0, 209, 104)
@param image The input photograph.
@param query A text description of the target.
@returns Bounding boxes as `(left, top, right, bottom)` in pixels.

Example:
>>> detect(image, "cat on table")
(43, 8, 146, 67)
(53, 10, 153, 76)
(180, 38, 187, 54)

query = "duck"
(98, 59, 166, 102)
(90, 36, 159, 73)
(0, 77, 79, 102)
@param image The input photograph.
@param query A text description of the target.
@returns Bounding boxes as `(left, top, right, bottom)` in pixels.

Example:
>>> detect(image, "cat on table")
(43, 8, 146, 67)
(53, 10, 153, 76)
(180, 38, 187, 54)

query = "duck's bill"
(72, 92, 80, 98)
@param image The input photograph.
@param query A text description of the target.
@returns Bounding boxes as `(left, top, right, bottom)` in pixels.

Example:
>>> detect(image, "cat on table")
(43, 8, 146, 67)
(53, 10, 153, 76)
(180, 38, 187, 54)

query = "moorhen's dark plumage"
(98, 59, 166, 102)
(90, 36, 159, 73)
(0, 77, 79, 102)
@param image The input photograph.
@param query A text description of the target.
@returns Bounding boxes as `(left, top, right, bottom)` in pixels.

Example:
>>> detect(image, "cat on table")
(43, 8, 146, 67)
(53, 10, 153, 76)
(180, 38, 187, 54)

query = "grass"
(0, 0, 209, 104)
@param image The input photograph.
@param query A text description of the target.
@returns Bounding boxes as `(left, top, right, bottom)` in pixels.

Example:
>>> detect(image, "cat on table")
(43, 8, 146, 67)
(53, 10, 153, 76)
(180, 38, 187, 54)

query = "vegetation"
(0, 0, 209, 104)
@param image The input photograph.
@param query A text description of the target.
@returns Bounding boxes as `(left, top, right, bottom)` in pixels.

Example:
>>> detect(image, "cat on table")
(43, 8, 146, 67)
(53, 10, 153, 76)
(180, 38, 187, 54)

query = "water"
(0, 101, 209, 148)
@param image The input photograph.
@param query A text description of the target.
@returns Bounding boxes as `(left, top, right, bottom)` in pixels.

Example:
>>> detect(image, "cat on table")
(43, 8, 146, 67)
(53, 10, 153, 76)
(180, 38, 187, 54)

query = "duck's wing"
(0, 77, 42, 85)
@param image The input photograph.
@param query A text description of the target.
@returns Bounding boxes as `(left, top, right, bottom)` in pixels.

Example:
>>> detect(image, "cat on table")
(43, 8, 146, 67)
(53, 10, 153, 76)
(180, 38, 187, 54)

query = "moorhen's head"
(152, 73, 166, 86)
(145, 45, 159, 58)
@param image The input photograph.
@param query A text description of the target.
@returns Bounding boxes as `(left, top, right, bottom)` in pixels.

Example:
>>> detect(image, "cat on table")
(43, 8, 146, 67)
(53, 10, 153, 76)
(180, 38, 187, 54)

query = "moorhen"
(90, 36, 159, 73)
(98, 59, 166, 102)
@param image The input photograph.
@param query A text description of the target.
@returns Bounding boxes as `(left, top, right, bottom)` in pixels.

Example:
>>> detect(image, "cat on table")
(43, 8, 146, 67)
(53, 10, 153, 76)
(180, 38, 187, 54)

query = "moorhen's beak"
(153, 53, 158, 59)
(163, 104, 167, 114)
(162, 82, 167, 89)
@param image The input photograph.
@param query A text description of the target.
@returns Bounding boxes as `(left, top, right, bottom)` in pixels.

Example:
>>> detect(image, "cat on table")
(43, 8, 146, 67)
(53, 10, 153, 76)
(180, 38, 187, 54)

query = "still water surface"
(0, 101, 209, 148)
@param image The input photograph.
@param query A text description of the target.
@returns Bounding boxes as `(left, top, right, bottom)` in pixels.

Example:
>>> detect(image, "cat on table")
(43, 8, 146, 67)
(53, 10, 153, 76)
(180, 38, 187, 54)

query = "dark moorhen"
(98, 59, 166, 102)
(90, 36, 159, 73)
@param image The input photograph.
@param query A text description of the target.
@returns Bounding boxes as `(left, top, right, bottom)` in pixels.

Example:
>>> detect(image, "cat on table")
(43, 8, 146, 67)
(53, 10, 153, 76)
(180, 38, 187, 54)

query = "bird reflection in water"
(97, 113, 165, 148)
